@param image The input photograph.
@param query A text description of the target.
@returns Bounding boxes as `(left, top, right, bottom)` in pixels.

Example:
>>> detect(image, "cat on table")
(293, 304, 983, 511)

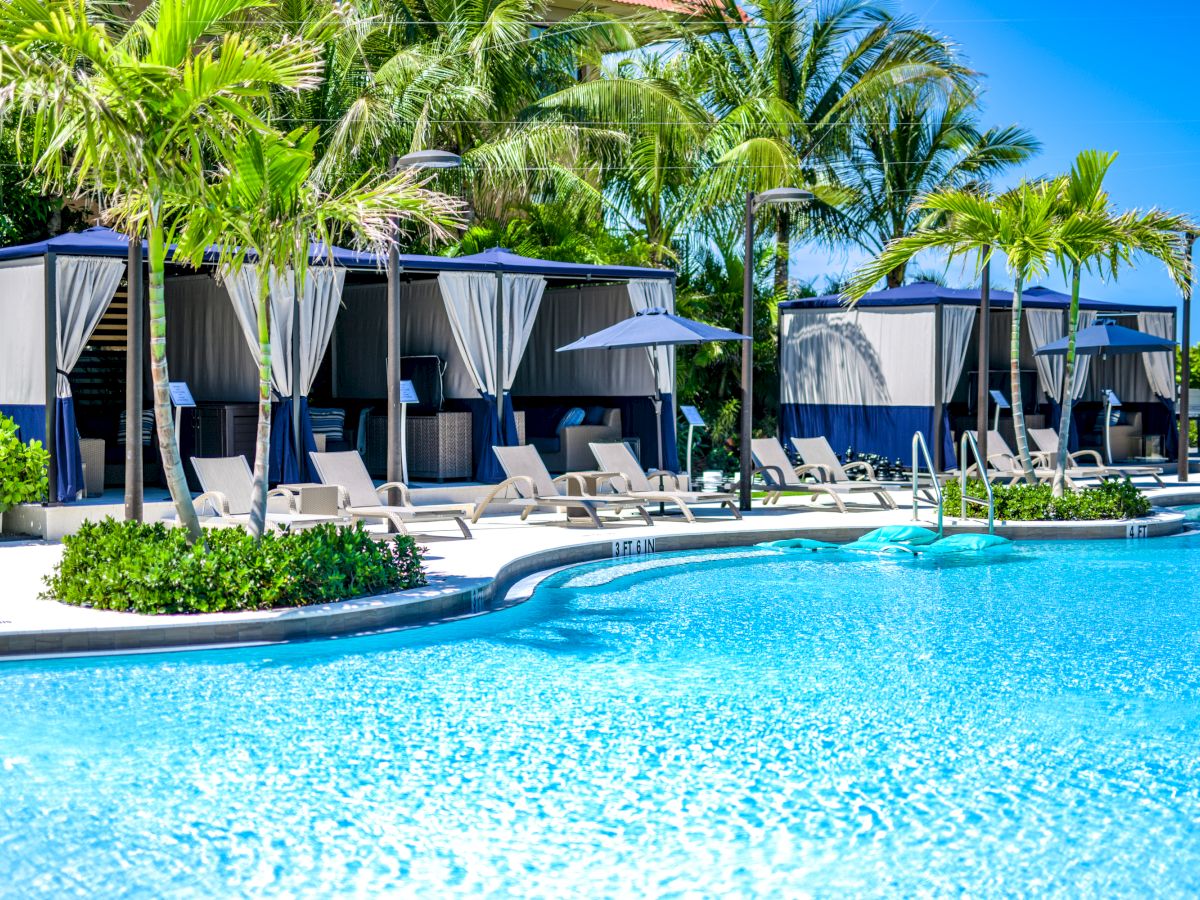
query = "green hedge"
(43, 519, 427, 615)
(943, 478, 1151, 522)
(0, 413, 49, 512)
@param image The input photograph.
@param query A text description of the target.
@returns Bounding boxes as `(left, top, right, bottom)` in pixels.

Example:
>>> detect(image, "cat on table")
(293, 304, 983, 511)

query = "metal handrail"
(959, 431, 995, 534)
(911, 431, 943, 537)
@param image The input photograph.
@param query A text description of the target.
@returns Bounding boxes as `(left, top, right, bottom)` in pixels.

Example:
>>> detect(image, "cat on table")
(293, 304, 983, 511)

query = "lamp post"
(740, 187, 814, 511)
(386, 149, 462, 499)
(1179, 232, 1195, 482)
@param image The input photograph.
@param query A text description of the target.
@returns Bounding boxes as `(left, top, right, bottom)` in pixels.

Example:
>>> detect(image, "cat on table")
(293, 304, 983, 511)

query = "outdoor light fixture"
(740, 186, 816, 510)
(394, 149, 463, 170)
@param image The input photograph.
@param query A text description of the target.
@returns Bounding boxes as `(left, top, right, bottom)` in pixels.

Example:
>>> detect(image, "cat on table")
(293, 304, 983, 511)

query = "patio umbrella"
(557, 307, 750, 469)
(1034, 319, 1173, 357)
(1035, 319, 1175, 464)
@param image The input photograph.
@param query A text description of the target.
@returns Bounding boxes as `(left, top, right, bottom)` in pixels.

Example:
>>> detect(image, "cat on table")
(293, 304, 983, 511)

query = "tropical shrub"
(44, 520, 426, 615)
(944, 478, 1151, 522)
(0, 413, 49, 512)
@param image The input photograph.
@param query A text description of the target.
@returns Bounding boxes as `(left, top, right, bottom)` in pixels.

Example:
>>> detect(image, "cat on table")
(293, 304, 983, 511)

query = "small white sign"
(168, 381, 195, 408)
(1126, 522, 1149, 539)
(612, 537, 656, 558)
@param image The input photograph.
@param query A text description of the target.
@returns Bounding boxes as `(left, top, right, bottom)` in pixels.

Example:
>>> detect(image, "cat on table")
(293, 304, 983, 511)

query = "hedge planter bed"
(943, 478, 1152, 522)
(43, 520, 427, 615)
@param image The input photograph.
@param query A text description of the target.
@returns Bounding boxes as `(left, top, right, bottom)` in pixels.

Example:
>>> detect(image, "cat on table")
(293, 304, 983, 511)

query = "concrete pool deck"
(0, 483, 1193, 659)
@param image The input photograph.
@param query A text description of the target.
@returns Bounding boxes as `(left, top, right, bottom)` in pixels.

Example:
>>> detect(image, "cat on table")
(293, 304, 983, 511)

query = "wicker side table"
(79, 438, 106, 498)
(407, 411, 473, 481)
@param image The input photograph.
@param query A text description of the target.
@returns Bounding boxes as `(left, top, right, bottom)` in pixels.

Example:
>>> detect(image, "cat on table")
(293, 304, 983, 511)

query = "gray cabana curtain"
(1026, 309, 1065, 402)
(56, 255, 126, 398)
(626, 279, 675, 395)
(1138, 312, 1176, 400)
(438, 271, 498, 397)
(941, 306, 976, 399)
(502, 274, 547, 388)
(1069, 311, 1099, 399)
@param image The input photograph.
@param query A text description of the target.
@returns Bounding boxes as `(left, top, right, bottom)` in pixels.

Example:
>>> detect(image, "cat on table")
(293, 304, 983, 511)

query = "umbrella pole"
(651, 351, 664, 471)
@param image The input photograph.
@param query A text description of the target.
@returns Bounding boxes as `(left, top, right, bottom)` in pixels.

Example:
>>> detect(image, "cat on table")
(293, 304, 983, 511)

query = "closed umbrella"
(557, 307, 750, 469)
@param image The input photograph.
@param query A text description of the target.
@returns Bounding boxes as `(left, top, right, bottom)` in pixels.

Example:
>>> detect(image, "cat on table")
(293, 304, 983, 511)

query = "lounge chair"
(309, 450, 474, 538)
(190, 456, 342, 531)
(787, 436, 899, 507)
(588, 441, 741, 522)
(965, 430, 1082, 485)
(471, 444, 652, 527)
(1027, 428, 1164, 486)
(752, 437, 897, 511)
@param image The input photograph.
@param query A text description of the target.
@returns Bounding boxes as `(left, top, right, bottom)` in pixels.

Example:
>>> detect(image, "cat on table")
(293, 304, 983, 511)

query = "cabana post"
(44, 249, 58, 505)
(976, 257, 991, 465)
(386, 245, 402, 502)
(125, 235, 144, 521)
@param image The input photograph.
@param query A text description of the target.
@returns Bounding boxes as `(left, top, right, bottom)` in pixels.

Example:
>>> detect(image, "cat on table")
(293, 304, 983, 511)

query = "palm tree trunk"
(1010, 275, 1037, 484)
(146, 215, 202, 543)
(774, 209, 790, 298)
(1053, 263, 1082, 497)
(886, 263, 905, 289)
(248, 270, 272, 539)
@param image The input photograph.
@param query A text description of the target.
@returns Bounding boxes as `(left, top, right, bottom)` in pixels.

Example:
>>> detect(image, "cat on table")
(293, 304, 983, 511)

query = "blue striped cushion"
(117, 410, 155, 447)
(556, 407, 586, 433)
(309, 407, 346, 441)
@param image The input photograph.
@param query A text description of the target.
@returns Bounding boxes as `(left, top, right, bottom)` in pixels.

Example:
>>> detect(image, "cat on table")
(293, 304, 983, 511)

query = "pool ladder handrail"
(959, 430, 996, 534)
(910, 431, 943, 537)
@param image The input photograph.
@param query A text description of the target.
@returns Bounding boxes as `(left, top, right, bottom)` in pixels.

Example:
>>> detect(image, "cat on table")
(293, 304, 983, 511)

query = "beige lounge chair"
(589, 441, 741, 522)
(190, 456, 341, 531)
(1027, 427, 1164, 486)
(752, 438, 896, 511)
(471, 444, 652, 527)
(309, 450, 474, 538)
(787, 436, 899, 507)
(964, 430, 1077, 485)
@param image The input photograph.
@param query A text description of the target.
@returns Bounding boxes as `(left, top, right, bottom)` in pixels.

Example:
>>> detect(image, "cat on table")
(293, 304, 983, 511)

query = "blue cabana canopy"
(778, 282, 1175, 470)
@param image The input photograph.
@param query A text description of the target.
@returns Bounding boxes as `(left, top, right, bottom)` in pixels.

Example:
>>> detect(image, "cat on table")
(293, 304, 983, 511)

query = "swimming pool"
(4, 533, 1200, 896)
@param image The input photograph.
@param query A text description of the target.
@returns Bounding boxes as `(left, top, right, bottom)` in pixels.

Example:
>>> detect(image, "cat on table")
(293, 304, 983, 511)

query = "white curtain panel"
(55, 255, 126, 398)
(438, 271, 499, 396)
(780, 307, 936, 407)
(1138, 311, 1177, 399)
(224, 264, 294, 396)
(0, 261, 46, 404)
(1025, 308, 1065, 402)
(940, 305, 977, 399)
(1069, 311, 1099, 400)
(501, 274, 546, 388)
(223, 264, 345, 398)
(627, 279, 676, 395)
(298, 266, 346, 395)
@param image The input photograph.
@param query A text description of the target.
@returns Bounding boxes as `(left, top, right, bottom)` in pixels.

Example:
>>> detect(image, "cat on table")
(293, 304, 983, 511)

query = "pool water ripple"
(3, 536, 1200, 896)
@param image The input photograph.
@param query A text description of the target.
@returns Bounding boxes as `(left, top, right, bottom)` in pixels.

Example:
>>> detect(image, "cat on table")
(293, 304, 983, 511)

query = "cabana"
(778, 282, 1176, 470)
(0, 227, 678, 506)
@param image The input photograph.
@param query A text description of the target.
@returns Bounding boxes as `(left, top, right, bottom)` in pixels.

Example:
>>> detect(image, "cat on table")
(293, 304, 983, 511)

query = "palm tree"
(680, 0, 971, 292)
(836, 83, 1038, 287)
(163, 127, 463, 538)
(1049, 151, 1193, 494)
(841, 180, 1065, 482)
(0, 0, 322, 542)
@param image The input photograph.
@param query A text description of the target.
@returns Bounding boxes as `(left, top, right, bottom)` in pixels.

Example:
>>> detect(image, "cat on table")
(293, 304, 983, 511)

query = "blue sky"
(794, 0, 1199, 312)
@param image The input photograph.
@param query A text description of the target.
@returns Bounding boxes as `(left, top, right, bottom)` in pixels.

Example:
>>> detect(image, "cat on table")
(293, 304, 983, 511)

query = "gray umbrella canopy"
(556, 307, 750, 352)
(1034, 320, 1174, 357)
(557, 307, 750, 469)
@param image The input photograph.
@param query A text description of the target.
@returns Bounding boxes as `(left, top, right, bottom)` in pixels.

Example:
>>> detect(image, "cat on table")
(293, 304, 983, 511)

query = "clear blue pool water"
(4, 533, 1200, 897)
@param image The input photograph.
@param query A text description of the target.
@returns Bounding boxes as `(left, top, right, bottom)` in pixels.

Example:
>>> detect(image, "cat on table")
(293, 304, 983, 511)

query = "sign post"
(399, 380, 419, 483)
(168, 381, 195, 446)
(1103, 389, 1122, 465)
(988, 389, 1010, 434)
(680, 405, 706, 487)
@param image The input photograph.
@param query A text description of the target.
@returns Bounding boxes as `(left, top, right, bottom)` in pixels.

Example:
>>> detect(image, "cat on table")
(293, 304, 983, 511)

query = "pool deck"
(0, 481, 1192, 660)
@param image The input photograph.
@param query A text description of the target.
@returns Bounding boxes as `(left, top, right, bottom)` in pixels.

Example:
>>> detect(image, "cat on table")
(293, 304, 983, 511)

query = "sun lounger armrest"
(1031, 451, 1053, 467)
(267, 486, 299, 513)
(376, 481, 413, 506)
(194, 490, 230, 517)
(553, 473, 589, 493)
(794, 462, 834, 483)
(753, 464, 784, 489)
(841, 460, 876, 480)
(470, 475, 539, 524)
(1070, 449, 1105, 467)
(645, 469, 685, 490)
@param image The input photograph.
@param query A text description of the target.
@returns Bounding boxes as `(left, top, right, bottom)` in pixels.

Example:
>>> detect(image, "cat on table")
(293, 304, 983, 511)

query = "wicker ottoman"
(406, 412, 473, 481)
